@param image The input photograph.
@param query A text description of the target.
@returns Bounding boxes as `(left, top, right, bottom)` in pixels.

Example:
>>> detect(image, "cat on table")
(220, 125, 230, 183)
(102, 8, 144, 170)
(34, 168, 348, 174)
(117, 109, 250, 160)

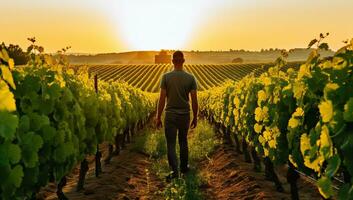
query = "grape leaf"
(308, 39, 318, 49)
(317, 176, 334, 199)
(318, 43, 329, 51)
(0, 112, 18, 141)
(1, 49, 9, 62)
(0, 80, 16, 112)
(7, 165, 24, 188)
(21, 132, 43, 168)
(40, 125, 56, 142)
(324, 154, 340, 178)
(1, 65, 16, 89)
(343, 98, 353, 122)
(40, 99, 55, 115)
(29, 113, 49, 132)
(47, 82, 61, 99)
(0, 142, 21, 165)
(18, 115, 30, 133)
(339, 184, 353, 200)
(22, 75, 41, 93)
(0, 164, 11, 182)
(8, 58, 14, 70)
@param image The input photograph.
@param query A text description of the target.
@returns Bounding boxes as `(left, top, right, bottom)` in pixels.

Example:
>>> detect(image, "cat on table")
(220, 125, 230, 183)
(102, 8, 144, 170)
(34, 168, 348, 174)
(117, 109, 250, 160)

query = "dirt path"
(41, 144, 165, 200)
(199, 145, 321, 200)
(40, 137, 321, 200)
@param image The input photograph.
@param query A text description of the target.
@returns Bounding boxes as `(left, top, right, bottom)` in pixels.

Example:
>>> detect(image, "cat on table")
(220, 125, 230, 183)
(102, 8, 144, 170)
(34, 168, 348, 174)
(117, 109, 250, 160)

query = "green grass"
(132, 119, 219, 200)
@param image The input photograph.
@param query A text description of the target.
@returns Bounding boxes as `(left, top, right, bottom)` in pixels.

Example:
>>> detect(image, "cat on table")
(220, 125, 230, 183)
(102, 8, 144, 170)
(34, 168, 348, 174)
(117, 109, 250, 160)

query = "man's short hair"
(173, 51, 184, 63)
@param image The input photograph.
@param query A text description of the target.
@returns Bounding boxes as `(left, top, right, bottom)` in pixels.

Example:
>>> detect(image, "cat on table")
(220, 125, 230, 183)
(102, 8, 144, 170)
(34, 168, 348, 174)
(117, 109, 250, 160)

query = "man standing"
(155, 51, 198, 181)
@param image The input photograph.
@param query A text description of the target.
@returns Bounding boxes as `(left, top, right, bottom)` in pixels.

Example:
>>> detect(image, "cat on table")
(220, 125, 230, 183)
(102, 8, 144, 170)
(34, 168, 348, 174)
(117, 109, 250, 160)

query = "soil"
(39, 144, 164, 200)
(39, 137, 321, 200)
(198, 145, 322, 200)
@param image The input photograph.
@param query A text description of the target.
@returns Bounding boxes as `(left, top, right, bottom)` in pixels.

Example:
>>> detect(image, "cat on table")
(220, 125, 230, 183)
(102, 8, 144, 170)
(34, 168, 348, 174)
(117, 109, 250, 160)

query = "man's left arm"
(190, 90, 198, 128)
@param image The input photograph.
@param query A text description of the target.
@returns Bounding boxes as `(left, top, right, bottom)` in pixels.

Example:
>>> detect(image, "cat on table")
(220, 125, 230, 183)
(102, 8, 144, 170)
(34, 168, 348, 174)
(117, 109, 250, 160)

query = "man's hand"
(155, 117, 163, 129)
(190, 117, 197, 129)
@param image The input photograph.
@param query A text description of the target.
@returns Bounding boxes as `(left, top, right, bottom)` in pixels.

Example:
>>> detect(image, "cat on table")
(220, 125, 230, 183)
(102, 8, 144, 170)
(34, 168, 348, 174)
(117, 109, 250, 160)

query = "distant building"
(155, 50, 171, 64)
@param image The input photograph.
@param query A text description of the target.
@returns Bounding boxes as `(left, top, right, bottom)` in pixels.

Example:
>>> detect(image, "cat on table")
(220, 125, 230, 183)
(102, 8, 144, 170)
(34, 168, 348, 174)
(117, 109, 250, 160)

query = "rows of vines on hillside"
(87, 62, 302, 93)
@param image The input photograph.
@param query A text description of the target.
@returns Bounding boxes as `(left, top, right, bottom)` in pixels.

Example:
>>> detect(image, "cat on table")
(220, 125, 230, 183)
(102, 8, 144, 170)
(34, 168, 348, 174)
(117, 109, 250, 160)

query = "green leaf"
(325, 154, 341, 178)
(344, 98, 353, 122)
(0, 112, 18, 141)
(18, 115, 30, 133)
(318, 43, 329, 51)
(8, 143, 21, 164)
(308, 39, 318, 49)
(53, 143, 68, 163)
(22, 75, 41, 94)
(29, 113, 49, 132)
(339, 183, 353, 200)
(317, 176, 334, 199)
(0, 164, 11, 182)
(40, 99, 54, 115)
(1, 65, 16, 89)
(0, 80, 16, 112)
(8, 58, 14, 70)
(40, 125, 56, 142)
(7, 165, 24, 188)
(1, 49, 9, 62)
(0, 142, 21, 165)
(47, 83, 61, 99)
(20, 132, 43, 168)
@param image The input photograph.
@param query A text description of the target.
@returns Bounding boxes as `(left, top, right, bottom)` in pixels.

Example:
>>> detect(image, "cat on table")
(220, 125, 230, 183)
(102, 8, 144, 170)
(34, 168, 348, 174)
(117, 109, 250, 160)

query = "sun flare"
(114, 0, 212, 50)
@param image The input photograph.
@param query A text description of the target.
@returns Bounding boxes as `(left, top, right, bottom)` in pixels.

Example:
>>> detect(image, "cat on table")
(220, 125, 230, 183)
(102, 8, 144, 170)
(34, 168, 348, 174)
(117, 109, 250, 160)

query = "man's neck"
(173, 66, 183, 71)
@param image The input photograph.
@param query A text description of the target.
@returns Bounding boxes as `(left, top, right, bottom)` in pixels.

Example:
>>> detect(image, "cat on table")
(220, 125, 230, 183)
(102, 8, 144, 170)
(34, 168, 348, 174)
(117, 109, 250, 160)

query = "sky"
(1, 0, 353, 53)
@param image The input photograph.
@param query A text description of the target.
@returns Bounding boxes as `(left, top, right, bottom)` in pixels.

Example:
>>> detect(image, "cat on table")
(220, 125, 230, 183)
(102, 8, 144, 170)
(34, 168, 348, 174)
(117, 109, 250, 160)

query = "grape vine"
(199, 37, 353, 199)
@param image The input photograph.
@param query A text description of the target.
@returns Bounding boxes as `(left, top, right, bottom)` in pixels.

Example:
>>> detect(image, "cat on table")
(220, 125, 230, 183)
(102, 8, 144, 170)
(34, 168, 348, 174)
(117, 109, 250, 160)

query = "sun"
(113, 0, 209, 50)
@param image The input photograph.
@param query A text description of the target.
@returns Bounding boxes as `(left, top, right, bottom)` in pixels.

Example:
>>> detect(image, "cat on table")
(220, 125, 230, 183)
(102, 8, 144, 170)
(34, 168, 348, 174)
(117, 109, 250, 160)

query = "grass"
(132, 119, 219, 200)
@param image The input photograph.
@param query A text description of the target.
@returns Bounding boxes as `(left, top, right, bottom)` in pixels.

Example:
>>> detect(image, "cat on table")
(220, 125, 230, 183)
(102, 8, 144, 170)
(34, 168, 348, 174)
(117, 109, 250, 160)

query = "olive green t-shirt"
(160, 70, 197, 114)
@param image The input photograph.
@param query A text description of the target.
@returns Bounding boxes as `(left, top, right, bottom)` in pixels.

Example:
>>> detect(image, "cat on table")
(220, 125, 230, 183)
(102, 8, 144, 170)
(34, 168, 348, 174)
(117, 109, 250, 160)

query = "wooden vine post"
(94, 74, 103, 177)
(77, 159, 89, 191)
(57, 177, 68, 200)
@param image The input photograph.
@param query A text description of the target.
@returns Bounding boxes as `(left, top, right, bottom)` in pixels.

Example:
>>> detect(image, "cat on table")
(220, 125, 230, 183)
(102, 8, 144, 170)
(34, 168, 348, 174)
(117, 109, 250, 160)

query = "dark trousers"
(164, 112, 190, 173)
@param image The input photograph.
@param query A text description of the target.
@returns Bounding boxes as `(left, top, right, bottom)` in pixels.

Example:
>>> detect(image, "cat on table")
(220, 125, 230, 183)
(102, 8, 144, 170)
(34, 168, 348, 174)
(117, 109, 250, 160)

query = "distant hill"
(67, 48, 335, 65)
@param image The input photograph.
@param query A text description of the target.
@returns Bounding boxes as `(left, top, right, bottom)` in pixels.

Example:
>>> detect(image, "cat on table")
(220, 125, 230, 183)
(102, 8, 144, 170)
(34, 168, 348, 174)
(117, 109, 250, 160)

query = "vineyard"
(0, 47, 156, 199)
(86, 62, 302, 92)
(1, 37, 353, 200)
(199, 39, 353, 199)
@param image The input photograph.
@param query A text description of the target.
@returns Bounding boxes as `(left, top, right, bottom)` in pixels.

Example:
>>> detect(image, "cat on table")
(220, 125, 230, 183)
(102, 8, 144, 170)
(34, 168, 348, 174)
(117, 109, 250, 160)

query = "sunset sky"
(1, 0, 353, 53)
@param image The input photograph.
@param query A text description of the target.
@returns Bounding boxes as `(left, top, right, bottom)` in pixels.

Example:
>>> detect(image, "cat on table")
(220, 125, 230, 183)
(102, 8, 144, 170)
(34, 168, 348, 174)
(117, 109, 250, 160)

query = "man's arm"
(190, 90, 198, 128)
(156, 88, 166, 128)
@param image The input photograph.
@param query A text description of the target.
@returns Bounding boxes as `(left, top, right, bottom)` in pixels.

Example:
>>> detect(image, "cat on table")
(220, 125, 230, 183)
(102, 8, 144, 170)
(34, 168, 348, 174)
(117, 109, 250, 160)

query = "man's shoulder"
(184, 71, 196, 81)
(162, 70, 195, 80)
(178, 70, 195, 79)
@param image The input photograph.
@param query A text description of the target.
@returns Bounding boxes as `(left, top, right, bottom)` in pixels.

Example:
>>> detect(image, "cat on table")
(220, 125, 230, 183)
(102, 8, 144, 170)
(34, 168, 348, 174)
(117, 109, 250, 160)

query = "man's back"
(156, 51, 198, 181)
(160, 70, 197, 114)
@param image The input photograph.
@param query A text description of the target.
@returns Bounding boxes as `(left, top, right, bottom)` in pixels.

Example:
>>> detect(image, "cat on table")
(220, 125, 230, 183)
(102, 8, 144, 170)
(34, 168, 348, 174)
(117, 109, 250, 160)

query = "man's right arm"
(156, 75, 167, 128)
(157, 89, 166, 120)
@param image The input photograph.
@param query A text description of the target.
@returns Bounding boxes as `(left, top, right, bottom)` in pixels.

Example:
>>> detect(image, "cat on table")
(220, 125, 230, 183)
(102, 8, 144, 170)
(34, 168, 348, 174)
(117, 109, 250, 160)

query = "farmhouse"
(155, 50, 171, 64)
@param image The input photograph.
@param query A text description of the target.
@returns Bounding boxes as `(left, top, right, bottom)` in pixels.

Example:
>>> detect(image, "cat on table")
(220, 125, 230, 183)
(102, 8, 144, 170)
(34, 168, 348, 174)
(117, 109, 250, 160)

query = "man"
(155, 51, 198, 181)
